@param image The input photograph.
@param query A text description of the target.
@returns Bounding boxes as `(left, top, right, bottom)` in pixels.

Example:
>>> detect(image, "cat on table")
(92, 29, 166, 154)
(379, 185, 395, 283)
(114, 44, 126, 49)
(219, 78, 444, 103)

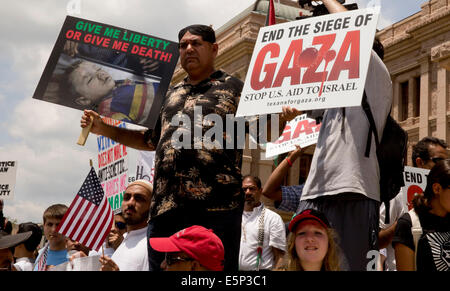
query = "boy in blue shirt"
(34, 204, 69, 271)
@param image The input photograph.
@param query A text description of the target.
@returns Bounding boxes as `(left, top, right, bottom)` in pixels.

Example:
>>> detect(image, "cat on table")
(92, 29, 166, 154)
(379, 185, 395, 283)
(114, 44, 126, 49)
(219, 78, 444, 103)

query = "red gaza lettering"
(328, 30, 360, 81)
(275, 124, 291, 144)
(291, 120, 313, 139)
(302, 34, 336, 84)
(272, 39, 303, 87)
(250, 43, 280, 90)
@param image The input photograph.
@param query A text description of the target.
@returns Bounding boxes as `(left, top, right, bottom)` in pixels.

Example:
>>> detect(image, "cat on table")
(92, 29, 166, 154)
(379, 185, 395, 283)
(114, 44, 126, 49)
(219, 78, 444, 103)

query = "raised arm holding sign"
(261, 0, 393, 271)
(235, 1, 379, 117)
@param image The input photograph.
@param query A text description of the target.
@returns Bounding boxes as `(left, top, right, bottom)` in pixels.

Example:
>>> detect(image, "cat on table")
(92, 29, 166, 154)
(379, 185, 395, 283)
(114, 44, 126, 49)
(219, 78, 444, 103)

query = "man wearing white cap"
(99, 179, 152, 271)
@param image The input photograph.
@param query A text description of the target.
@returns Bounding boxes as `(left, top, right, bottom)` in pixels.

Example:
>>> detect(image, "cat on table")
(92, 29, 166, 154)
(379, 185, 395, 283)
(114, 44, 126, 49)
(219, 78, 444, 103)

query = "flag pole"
(91, 157, 105, 257)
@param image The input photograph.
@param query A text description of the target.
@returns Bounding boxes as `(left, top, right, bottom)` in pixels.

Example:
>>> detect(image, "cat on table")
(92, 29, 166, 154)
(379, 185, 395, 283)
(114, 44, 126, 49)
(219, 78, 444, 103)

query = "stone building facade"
(377, 0, 450, 163)
(171, 0, 450, 217)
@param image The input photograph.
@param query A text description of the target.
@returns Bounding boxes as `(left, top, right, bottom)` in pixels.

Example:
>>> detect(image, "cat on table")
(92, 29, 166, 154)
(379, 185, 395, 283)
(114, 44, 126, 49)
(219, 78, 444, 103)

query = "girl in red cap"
(285, 209, 342, 271)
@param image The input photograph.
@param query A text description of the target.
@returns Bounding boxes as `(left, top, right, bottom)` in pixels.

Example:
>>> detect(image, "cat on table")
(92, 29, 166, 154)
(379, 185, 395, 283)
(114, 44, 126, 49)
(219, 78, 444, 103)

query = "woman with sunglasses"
(393, 159, 450, 271)
(285, 209, 342, 271)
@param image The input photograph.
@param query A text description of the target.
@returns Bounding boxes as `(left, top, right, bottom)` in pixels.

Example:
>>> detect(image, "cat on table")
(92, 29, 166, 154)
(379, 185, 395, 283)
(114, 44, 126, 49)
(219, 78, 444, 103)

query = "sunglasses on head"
(164, 253, 194, 266)
(115, 222, 126, 230)
(430, 157, 445, 164)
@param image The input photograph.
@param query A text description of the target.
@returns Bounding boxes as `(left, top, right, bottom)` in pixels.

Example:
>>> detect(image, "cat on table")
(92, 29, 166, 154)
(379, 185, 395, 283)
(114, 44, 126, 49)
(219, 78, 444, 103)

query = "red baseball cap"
(149, 225, 224, 271)
(288, 209, 331, 233)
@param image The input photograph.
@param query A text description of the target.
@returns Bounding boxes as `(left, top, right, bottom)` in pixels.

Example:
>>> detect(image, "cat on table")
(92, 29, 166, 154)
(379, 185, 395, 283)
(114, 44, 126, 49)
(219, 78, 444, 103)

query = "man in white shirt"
(239, 175, 286, 271)
(100, 179, 152, 271)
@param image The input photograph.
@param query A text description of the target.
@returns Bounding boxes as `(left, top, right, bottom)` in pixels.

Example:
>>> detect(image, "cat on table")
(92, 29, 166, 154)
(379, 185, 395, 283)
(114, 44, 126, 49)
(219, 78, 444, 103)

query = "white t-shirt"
(88, 242, 115, 258)
(13, 257, 34, 271)
(302, 51, 392, 202)
(379, 190, 408, 271)
(239, 204, 286, 271)
(111, 227, 149, 271)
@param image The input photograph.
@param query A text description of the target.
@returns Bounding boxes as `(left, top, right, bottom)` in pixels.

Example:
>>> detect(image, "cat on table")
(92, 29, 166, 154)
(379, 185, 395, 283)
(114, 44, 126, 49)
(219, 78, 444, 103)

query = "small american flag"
(57, 167, 113, 252)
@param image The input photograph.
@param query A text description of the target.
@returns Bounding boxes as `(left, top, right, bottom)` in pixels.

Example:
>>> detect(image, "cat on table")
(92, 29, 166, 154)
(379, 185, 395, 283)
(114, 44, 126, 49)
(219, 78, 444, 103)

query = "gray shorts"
(298, 193, 380, 271)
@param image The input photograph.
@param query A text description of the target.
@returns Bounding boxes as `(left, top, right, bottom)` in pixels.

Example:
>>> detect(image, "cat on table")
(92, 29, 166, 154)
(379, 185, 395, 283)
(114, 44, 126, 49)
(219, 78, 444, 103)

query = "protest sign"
(402, 166, 429, 211)
(236, 7, 380, 117)
(0, 161, 17, 200)
(129, 151, 156, 184)
(265, 114, 320, 158)
(33, 16, 179, 129)
(97, 118, 128, 213)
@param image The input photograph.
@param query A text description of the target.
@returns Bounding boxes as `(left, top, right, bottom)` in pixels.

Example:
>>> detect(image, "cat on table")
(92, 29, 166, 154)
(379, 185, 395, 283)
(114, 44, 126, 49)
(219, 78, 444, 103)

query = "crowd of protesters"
(1, 0, 449, 272)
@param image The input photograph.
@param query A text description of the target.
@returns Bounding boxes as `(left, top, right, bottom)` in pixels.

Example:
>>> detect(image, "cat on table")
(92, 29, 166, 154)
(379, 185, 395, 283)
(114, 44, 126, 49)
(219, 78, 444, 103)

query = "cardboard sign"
(0, 161, 17, 200)
(402, 166, 429, 211)
(129, 151, 156, 184)
(265, 114, 320, 158)
(97, 118, 128, 214)
(33, 16, 179, 129)
(236, 7, 380, 117)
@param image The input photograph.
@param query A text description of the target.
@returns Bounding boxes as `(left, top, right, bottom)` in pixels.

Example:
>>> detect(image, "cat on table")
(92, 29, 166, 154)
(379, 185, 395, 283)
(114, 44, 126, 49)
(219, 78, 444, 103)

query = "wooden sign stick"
(77, 115, 93, 146)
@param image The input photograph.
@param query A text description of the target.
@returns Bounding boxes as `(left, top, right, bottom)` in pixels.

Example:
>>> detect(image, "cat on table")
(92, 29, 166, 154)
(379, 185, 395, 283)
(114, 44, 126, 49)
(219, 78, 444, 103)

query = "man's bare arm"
(322, 0, 348, 13)
(262, 146, 304, 202)
(81, 110, 155, 151)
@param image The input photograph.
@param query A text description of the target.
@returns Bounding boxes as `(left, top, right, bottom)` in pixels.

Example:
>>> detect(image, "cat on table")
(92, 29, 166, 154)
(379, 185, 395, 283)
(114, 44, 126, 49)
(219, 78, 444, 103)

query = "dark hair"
(413, 159, 450, 214)
(372, 36, 384, 60)
(18, 222, 42, 252)
(178, 24, 216, 43)
(412, 137, 448, 166)
(242, 175, 262, 189)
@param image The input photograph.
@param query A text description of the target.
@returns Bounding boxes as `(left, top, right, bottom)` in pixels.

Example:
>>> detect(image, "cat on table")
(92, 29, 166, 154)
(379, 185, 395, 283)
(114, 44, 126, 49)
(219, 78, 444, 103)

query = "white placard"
(265, 114, 320, 158)
(236, 7, 380, 117)
(402, 166, 430, 211)
(0, 161, 18, 200)
(134, 151, 155, 184)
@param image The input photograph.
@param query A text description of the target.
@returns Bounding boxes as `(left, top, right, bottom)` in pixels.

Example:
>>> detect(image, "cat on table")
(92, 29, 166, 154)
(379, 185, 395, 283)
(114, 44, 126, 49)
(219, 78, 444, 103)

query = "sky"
(0, 0, 428, 224)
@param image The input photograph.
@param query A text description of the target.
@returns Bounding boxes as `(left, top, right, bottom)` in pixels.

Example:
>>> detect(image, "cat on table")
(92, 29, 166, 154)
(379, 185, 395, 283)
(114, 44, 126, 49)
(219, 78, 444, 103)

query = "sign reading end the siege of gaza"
(236, 7, 380, 117)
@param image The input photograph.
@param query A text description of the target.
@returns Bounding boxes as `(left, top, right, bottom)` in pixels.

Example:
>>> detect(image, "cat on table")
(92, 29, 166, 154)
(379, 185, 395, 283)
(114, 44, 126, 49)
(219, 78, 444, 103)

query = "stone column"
(436, 65, 448, 141)
(419, 58, 431, 138)
(431, 42, 450, 141)
(392, 78, 400, 121)
(408, 77, 416, 119)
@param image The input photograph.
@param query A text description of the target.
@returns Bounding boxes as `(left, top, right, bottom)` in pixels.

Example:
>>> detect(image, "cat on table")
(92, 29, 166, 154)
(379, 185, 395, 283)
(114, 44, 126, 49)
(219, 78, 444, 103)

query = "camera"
(296, 0, 358, 19)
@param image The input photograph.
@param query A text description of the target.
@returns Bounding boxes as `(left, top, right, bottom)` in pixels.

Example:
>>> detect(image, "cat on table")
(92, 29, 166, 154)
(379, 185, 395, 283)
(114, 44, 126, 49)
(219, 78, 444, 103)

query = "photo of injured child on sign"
(33, 16, 179, 129)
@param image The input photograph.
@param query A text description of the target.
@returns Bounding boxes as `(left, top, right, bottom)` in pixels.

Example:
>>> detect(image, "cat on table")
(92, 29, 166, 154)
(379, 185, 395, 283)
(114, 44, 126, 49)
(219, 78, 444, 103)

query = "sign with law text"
(236, 7, 380, 117)
(0, 161, 17, 200)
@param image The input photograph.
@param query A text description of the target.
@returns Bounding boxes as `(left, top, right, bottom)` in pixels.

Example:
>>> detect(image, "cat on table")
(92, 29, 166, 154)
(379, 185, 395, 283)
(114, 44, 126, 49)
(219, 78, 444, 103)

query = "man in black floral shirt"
(81, 25, 253, 271)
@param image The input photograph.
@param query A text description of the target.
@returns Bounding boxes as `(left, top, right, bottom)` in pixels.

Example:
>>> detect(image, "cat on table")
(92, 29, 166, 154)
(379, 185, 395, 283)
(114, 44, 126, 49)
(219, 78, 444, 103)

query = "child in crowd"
(33, 204, 69, 271)
(286, 209, 342, 271)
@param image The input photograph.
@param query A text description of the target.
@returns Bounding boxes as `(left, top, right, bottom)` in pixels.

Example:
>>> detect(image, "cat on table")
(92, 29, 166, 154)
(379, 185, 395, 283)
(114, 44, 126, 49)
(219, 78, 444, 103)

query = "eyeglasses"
(430, 157, 445, 164)
(165, 253, 194, 266)
(115, 222, 126, 230)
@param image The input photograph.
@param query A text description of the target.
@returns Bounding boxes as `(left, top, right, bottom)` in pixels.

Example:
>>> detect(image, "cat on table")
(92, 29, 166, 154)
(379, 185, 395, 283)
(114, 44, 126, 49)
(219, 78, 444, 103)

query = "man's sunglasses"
(115, 222, 126, 230)
(430, 157, 445, 164)
(165, 253, 194, 266)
